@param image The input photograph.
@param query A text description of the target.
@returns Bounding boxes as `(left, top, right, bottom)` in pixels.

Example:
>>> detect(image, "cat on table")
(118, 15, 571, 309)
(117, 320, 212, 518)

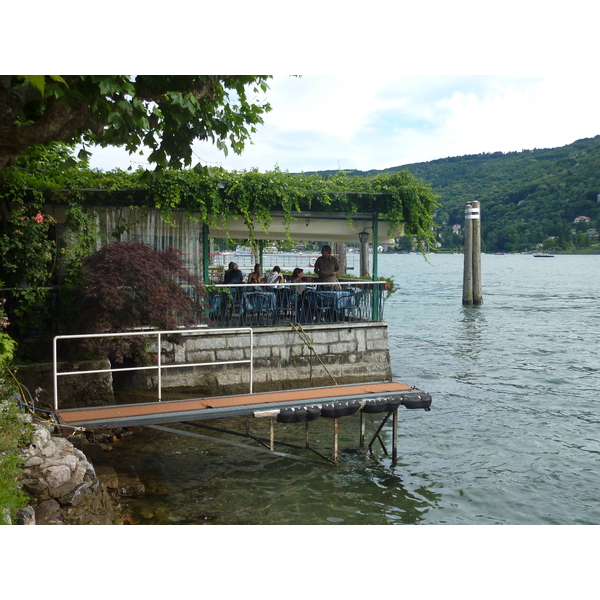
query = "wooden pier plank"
(57, 381, 415, 427)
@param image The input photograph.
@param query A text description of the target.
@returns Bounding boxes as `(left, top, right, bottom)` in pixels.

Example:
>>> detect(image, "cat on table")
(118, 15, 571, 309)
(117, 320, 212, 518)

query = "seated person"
(290, 268, 306, 294)
(247, 263, 264, 284)
(264, 265, 284, 284)
(224, 262, 244, 284)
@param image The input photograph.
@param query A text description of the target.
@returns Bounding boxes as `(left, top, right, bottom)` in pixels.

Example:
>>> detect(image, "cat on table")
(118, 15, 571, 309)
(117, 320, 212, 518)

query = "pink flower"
(20, 217, 26, 221)
(33, 213, 44, 224)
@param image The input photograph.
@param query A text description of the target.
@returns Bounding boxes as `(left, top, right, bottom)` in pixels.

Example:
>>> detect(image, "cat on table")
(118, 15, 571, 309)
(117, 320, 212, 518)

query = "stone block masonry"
(124, 322, 394, 397)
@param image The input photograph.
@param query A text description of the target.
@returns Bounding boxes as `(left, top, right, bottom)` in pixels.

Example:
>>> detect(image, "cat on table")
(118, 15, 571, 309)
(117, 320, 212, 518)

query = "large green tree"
(0, 75, 272, 171)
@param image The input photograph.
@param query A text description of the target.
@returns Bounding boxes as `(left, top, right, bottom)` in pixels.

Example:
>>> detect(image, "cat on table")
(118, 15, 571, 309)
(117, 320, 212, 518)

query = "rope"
(289, 322, 338, 386)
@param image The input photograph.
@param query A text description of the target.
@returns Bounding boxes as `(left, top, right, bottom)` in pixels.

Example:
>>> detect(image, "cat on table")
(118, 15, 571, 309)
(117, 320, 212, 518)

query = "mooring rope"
(289, 322, 338, 386)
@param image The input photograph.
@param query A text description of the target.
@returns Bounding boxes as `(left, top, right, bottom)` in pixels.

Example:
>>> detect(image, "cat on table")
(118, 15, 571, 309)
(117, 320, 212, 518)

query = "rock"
(40, 439, 56, 458)
(49, 464, 86, 499)
(35, 499, 63, 525)
(28, 426, 51, 455)
(62, 454, 79, 473)
(116, 465, 145, 498)
(16, 506, 36, 525)
(19, 426, 116, 524)
(43, 465, 72, 489)
(22, 478, 48, 496)
(58, 480, 93, 506)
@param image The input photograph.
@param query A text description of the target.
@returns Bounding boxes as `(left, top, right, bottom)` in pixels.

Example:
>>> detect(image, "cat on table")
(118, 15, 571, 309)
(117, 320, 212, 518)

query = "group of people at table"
(222, 244, 341, 286)
(215, 245, 356, 324)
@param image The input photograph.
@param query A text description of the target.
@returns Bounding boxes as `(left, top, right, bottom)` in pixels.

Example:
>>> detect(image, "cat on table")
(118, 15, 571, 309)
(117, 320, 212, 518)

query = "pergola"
(203, 209, 401, 283)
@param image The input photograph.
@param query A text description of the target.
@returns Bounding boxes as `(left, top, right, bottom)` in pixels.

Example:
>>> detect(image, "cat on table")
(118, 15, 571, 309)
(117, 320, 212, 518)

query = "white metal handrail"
(52, 327, 254, 411)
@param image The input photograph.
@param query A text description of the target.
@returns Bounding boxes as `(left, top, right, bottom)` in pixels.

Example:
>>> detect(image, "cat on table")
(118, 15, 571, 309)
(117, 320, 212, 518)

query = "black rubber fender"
(306, 406, 321, 421)
(320, 401, 359, 419)
(277, 407, 309, 423)
(401, 393, 432, 410)
(320, 403, 338, 418)
(277, 408, 296, 423)
(345, 400, 361, 416)
(385, 397, 403, 411)
(338, 401, 359, 417)
(361, 399, 390, 413)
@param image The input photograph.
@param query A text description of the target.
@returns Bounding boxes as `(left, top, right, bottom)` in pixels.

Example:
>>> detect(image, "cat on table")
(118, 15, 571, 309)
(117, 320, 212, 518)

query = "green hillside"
(307, 135, 600, 253)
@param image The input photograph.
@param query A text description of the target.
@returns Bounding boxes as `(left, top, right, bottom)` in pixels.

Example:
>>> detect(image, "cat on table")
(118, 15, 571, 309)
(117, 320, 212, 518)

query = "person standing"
(314, 245, 341, 283)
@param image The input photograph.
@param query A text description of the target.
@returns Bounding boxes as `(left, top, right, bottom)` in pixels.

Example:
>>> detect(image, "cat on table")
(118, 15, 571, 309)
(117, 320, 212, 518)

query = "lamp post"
(359, 230, 370, 277)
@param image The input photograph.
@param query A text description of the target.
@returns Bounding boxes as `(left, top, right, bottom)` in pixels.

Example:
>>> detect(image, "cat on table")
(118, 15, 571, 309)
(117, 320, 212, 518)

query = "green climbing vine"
(0, 163, 439, 259)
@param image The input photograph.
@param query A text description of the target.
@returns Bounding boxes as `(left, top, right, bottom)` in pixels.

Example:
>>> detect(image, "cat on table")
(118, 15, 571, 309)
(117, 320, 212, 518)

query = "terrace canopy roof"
(209, 212, 400, 244)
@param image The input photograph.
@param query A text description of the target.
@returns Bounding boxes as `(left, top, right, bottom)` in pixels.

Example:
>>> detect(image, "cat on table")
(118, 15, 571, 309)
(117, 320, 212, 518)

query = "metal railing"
(206, 280, 386, 329)
(52, 327, 254, 411)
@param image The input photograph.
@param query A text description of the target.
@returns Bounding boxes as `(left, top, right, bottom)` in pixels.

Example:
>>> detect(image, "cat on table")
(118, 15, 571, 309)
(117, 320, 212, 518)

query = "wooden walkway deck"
(56, 381, 429, 429)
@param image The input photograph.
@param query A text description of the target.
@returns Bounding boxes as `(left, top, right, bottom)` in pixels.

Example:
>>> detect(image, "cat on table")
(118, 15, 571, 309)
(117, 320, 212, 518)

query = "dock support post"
(333, 418, 339, 465)
(359, 410, 365, 449)
(463, 200, 483, 305)
(462, 202, 473, 305)
(472, 200, 483, 305)
(392, 408, 399, 465)
(269, 417, 275, 451)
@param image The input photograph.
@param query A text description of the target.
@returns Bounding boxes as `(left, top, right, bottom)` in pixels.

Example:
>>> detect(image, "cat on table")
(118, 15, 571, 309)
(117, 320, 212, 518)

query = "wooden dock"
(56, 381, 432, 465)
(57, 381, 427, 428)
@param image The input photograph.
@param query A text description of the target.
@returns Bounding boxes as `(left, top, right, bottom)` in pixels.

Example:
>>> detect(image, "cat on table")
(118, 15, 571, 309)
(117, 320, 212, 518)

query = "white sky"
(88, 74, 600, 173)
(9, 2, 600, 178)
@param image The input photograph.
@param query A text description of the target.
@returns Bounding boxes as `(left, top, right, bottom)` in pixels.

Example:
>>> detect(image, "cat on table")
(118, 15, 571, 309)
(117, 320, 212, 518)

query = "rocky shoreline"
(17, 421, 145, 525)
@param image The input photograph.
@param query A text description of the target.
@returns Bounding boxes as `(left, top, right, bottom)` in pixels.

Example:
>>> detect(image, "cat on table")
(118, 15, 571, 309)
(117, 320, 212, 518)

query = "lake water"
(110, 253, 600, 525)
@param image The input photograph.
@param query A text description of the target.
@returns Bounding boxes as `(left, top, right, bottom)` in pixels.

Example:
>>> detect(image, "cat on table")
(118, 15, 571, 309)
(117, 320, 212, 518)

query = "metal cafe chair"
(275, 287, 294, 324)
(241, 291, 276, 326)
(336, 289, 363, 322)
(207, 290, 229, 325)
(313, 290, 337, 322)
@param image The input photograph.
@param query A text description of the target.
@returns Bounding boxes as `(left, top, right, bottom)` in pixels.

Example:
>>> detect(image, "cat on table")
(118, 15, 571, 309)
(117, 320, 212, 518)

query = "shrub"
(0, 379, 33, 524)
(0, 203, 57, 339)
(64, 241, 207, 364)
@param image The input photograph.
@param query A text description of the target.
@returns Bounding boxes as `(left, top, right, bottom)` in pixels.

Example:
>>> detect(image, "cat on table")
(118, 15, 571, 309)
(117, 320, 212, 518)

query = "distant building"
(574, 216, 591, 223)
(452, 224, 461, 234)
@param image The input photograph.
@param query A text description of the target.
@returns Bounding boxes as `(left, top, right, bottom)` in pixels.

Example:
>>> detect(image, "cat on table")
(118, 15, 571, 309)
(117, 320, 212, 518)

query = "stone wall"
(16, 323, 393, 406)
(113, 322, 392, 397)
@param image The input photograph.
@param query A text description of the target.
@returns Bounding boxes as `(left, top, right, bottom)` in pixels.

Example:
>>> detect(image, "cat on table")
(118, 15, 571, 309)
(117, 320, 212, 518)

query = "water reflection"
(454, 305, 488, 360)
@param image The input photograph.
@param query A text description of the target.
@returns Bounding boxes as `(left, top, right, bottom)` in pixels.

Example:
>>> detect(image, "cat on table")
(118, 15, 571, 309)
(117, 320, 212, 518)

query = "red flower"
(33, 213, 44, 223)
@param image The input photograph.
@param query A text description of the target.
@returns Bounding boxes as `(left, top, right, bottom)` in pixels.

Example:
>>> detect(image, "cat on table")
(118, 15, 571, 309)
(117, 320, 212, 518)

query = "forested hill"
(307, 135, 600, 252)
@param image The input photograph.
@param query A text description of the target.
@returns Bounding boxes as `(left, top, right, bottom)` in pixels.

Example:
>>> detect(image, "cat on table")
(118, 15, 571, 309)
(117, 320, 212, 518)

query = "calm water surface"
(111, 253, 600, 525)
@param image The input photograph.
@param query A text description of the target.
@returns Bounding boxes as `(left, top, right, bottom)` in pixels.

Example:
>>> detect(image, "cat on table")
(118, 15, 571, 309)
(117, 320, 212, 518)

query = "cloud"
(88, 75, 600, 174)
